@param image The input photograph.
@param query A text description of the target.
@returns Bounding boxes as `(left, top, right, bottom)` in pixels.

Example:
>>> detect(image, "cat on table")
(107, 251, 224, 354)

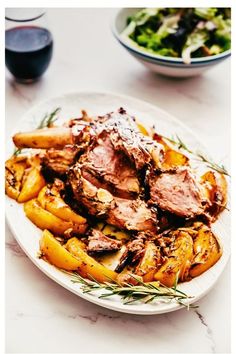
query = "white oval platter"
(5, 91, 230, 315)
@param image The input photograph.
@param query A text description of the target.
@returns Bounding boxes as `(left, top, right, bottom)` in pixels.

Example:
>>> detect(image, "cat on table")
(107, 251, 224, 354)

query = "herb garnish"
(37, 107, 61, 129)
(12, 107, 61, 156)
(161, 134, 229, 176)
(66, 271, 198, 309)
(13, 147, 24, 156)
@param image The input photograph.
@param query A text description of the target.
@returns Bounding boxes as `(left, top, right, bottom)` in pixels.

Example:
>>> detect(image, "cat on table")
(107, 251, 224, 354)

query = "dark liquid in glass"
(5, 26, 53, 81)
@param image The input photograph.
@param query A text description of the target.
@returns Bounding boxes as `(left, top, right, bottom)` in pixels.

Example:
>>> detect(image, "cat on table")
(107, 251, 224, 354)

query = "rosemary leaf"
(63, 271, 197, 309)
(13, 147, 23, 156)
(12, 107, 61, 157)
(37, 107, 61, 129)
(160, 134, 230, 176)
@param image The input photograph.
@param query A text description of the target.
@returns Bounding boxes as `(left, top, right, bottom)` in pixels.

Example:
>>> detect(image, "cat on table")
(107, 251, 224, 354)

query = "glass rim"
(5, 10, 45, 22)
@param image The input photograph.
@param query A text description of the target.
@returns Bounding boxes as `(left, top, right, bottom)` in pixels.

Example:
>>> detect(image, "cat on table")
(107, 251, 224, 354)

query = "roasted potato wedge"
(154, 231, 193, 287)
(190, 223, 222, 278)
(200, 171, 227, 217)
(66, 237, 87, 251)
(40, 230, 84, 270)
(18, 167, 46, 203)
(162, 150, 189, 169)
(135, 242, 161, 282)
(65, 237, 117, 282)
(28, 153, 43, 168)
(37, 185, 87, 225)
(136, 120, 153, 137)
(13, 127, 72, 149)
(5, 156, 28, 200)
(24, 199, 86, 236)
(153, 133, 189, 168)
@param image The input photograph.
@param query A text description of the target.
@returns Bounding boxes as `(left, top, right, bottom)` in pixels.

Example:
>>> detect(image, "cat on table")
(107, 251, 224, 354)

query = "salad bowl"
(112, 8, 231, 77)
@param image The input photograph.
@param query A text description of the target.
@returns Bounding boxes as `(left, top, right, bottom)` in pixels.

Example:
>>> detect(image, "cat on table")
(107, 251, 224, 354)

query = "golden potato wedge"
(64, 237, 117, 282)
(189, 224, 222, 278)
(37, 186, 48, 208)
(136, 120, 152, 137)
(13, 127, 72, 149)
(162, 150, 189, 169)
(28, 153, 44, 168)
(17, 167, 46, 203)
(24, 199, 84, 236)
(5, 156, 28, 200)
(40, 230, 83, 270)
(154, 231, 193, 287)
(66, 237, 87, 251)
(152, 133, 188, 168)
(135, 242, 161, 282)
(37, 184, 87, 225)
(200, 171, 227, 217)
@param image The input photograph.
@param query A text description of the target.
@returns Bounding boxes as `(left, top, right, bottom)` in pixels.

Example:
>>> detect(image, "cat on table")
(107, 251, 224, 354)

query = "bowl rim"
(111, 8, 231, 66)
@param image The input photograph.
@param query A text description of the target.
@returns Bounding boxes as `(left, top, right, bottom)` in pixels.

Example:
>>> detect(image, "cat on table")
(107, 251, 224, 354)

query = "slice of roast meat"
(80, 130, 140, 199)
(42, 145, 80, 180)
(93, 108, 164, 170)
(68, 166, 158, 233)
(106, 197, 157, 233)
(87, 229, 122, 254)
(148, 167, 205, 219)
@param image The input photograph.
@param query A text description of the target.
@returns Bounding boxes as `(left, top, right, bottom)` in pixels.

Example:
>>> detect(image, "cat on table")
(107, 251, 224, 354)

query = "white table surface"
(5, 9, 230, 354)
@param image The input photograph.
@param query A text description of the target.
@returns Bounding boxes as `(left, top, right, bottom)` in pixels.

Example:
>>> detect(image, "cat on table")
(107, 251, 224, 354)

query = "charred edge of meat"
(58, 180, 92, 222)
(115, 235, 146, 273)
(87, 229, 122, 255)
(142, 166, 153, 201)
(66, 110, 93, 126)
(41, 145, 82, 182)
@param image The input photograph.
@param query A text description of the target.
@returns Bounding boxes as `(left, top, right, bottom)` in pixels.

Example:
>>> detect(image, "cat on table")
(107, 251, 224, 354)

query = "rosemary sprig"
(161, 134, 229, 176)
(12, 107, 61, 156)
(64, 271, 198, 309)
(13, 147, 24, 156)
(37, 107, 61, 129)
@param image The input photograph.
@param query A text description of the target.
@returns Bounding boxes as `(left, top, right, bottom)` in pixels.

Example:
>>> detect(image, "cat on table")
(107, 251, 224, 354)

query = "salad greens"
(122, 8, 231, 64)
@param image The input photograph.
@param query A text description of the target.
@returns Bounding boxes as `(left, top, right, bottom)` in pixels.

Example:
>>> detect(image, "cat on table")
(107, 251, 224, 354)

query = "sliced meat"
(80, 130, 140, 199)
(149, 167, 205, 219)
(94, 108, 164, 170)
(68, 166, 158, 233)
(42, 145, 80, 180)
(87, 229, 122, 254)
(107, 197, 157, 232)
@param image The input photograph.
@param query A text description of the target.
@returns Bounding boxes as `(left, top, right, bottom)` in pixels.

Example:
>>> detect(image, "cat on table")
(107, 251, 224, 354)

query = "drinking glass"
(5, 8, 53, 83)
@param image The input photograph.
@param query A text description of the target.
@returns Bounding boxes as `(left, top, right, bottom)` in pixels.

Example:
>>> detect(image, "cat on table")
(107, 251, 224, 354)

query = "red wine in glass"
(5, 26, 53, 82)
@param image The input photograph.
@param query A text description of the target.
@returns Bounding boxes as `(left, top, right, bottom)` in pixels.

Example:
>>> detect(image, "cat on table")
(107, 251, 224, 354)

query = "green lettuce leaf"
(194, 8, 218, 20)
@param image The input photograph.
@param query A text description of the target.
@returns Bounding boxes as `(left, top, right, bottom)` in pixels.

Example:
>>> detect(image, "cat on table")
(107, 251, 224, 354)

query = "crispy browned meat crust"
(42, 145, 80, 179)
